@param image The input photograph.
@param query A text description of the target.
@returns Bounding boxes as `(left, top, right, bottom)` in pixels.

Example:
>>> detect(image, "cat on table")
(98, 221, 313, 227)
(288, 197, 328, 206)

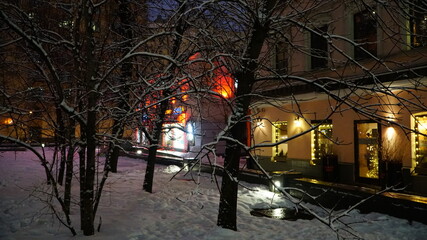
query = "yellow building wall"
(253, 83, 427, 170)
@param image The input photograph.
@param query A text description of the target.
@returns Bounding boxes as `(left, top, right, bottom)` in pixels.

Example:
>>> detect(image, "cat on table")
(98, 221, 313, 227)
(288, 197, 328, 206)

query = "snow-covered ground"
(1, 148, 426, 240)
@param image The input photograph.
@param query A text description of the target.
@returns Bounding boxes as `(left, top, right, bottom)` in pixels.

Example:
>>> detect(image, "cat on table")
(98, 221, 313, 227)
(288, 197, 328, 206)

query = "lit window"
(213, 66, 234, 99)
(414, 115, 427, 169)
(354, 9, 377, 60)
(272, 121, 288, 160)
(311, 120, 333, 164)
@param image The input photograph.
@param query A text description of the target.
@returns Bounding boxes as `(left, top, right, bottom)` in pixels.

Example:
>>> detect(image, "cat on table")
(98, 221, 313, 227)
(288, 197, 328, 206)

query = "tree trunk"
(143, 98, 169, 193)
(143, 144, 158, 193)
(81, 70, 98, 236)
(78, 146, 86, 230)
(80, 0, 98, 235)
(57, 107, 66, 185)
(108, 142, 122, 172)
(142, 1, 188, 193)
(82, 105, 96, 236)
(58, 145, 66, 185)
(217, 1, 273, 230)
(108, 0, 134, 173)
(107, 123, 124, 173)
(64, 144, 74, 215)
(217, 121, 245, 230)
(64, 119, 75, 215)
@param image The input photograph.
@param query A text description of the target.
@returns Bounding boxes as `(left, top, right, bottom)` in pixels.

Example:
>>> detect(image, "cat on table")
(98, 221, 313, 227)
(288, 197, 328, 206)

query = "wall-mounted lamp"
(385, 126, 396, 141)
(294, 116, 302, 128)
(386, 114, 396, 123)
(255, 117, 264, 128)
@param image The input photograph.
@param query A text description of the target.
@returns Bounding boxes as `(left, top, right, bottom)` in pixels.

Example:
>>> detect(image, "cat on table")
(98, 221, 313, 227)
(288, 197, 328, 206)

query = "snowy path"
(1, 148, 426, 239)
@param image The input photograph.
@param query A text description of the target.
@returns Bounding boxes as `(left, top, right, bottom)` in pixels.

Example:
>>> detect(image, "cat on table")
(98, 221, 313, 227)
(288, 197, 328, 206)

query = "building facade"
(251, 0, 427, 194)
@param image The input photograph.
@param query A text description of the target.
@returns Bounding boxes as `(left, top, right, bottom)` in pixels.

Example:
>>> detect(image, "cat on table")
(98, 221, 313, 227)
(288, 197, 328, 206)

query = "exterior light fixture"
(269, 174, 284, 192)
(294, 116, 302, 128)
(187, 123, 194, 141)
(385, 126, 396, 141)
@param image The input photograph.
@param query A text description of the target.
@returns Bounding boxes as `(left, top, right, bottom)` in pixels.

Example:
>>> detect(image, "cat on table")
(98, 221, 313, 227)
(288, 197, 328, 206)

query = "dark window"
(275, 41, 288, 74)
(311, 25, 328, 69)
(60, 72, 70, 83)
(410, 1, 427, 48)
(354, 9, 377, 60)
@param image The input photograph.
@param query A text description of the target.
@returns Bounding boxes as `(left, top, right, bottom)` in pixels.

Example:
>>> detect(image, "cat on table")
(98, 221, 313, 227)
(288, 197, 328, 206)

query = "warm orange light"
(177, 113, 186, 124)
(3, 118, 13, 125)
(214, 75, 234, 99)
(218, 89, 230, 98)
(182, 95, 189, 102)
(165, 109, 172, 115)
(213, 65, 234, 99)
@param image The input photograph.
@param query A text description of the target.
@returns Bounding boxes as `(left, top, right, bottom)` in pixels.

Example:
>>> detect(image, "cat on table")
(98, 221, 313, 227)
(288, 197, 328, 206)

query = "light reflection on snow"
(162, 165, 181, 174)
(253, 188, 277, 199)
(271, 208, 283, 218)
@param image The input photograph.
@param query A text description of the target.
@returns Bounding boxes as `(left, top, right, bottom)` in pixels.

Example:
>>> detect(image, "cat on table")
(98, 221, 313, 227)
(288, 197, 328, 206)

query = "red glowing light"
(188, 52, 202, 61)
(213, 65, 234, 99)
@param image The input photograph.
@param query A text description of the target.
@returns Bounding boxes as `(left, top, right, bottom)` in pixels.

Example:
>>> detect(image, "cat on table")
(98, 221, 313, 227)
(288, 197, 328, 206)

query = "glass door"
(355, 121, 381, 183)
(415, 115, 427, 172)
(272, 121, 288, 161)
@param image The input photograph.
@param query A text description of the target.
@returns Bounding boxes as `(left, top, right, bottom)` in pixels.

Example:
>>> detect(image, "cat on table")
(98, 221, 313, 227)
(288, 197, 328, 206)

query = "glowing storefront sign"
(163, 123, 185, 150)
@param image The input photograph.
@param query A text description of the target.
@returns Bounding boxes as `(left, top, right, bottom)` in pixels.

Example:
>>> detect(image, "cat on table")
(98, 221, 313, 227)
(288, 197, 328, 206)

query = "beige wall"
(253, 80, 427, 170)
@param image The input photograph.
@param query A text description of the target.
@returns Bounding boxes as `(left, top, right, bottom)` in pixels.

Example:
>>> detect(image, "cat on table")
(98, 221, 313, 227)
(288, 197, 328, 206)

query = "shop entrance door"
(354, 121, 381, 184)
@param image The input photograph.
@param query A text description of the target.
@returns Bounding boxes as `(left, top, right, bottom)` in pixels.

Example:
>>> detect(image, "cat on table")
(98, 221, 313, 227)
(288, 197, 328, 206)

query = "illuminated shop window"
(162, 123, 185, 150)
(272, 121, 288, 160)
(212, 65, 235, 99)
(414, 115, 427, 168)
(311, 120, 333, 164)
(356, 122, 380, 179)
(410, 1, 427, 48)
(187, 53, 235, 99)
